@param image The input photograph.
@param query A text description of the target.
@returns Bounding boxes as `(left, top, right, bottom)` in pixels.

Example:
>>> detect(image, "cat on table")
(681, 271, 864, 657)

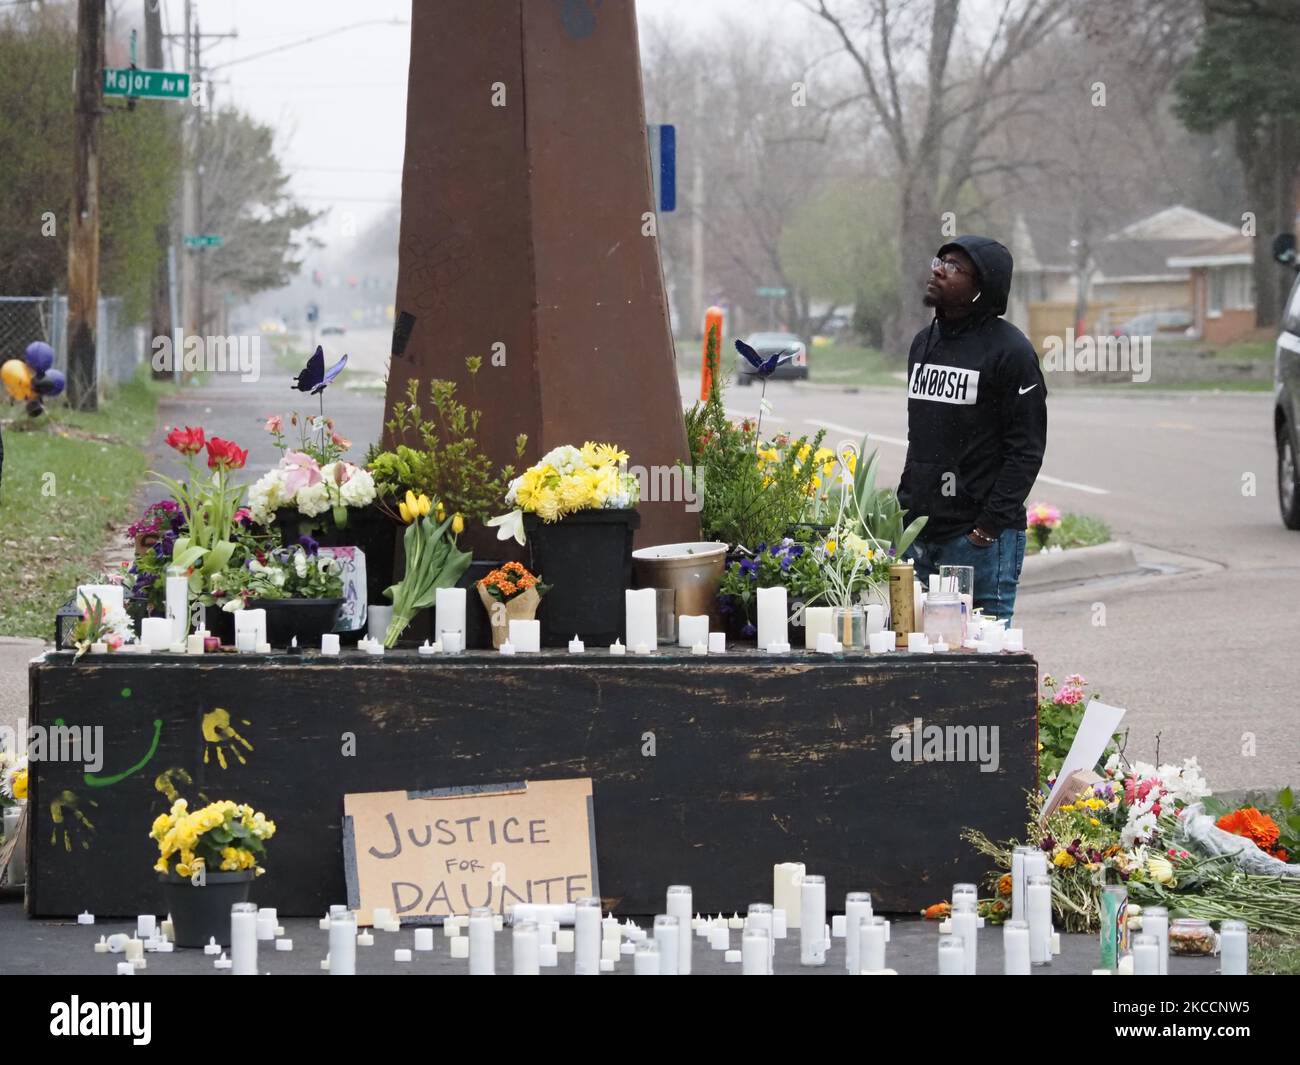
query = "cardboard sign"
(343, 778, 597, 924)
(321, 546, 367, 632)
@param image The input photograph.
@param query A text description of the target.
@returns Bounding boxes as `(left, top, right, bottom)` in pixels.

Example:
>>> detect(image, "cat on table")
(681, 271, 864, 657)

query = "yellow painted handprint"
(201, 708, 253, 770)
(49, 790, 98, 852)
(154, 766, 208, 806)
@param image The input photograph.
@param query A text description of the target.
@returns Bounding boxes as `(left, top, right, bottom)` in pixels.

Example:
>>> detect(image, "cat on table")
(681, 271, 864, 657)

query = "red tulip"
(206, 436, 248, 470)
(166, 425, 205, 455)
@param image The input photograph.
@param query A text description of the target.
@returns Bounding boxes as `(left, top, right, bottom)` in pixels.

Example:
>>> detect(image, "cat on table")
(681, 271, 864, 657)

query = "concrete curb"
(1019, 541, 1142, 590)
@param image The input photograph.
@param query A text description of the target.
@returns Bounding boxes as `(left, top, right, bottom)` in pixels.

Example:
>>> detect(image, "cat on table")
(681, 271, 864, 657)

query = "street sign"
(103, 68, 191, 100)
(647, 123, 676, 213)
(184, 235, 223, 248)
(757, 286, 788, 298)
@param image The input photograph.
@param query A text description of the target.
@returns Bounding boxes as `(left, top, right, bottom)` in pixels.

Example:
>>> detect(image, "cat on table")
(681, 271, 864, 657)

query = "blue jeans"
(909, 528, 1027, 622)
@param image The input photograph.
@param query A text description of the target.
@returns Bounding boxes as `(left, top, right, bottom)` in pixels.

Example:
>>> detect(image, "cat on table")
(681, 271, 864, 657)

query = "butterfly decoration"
(735, 339, 794, 377)
(292, 346, 348, 395)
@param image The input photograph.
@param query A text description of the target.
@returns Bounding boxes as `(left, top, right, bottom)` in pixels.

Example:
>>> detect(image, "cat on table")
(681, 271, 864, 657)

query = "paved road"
(708, 374, 1298, 791)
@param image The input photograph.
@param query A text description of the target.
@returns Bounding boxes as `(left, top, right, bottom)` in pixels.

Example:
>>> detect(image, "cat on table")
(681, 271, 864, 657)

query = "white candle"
(1219, 919, 1247, 976)
(1004, 628, 1024, 651)
(140, 617, 172, 651)
(124, 937, 144, 963)
(328, 910, 356, 975)
(633, 940, 660, 974)
(1132, 933, 1159, 975)
(413, 927, 434, 951)
(165, 574, 189, 642)
(186, 633, 205, 655)
(677, 614, 709, 648)
(691, 642, 707, 655)
(634, 642, 650, 655)
(709, 926, 729, 951)
(1003, 919, 1031, 974)
(952, 909, 978, 974)
(1011, 846, 1032, 923)
(449, 936, 470, 959)
(434, 586, 467, 643)
(230, 903, 259, 976)
(803, 606, 833, 649)
(868, 630, 893, 654)
(509, 903, 577, 925)
(1143, 906, 1169, 975)
(653, 915, 680, 975)
(756, 587, 787, 651)
(574, 897, 602, 975)
(512, 920, 541, 974)
(666, 885, 693, 975)
(568, 635, 585, 653)
(441, 629, 464, 653)
(708, 631, 726, 653)
(799, 874, 826, 966)
(741, 926, 770, 975)
(1027, 874, 1052, 966)
(498, 640, 516, 655)
(321, 633, 340, 655)
(907, 632, 931, 652)
(773, 862, 804, 929)
(865, 603, 885, 634)
(845, 892, 873, 973)
(859, 916, 887, 973)
(815, 631, 837, 654)
(234, 610, 262, 653)
(256, 907, 277, 941)
(367, 604, 392, 643)
(625, 588, 657, 651)
(938, 937, 965, 974)
(116, 961, 134, 976)
(913, 580, 924, 631)
(468, 907, 495, 975)
(507, 619, 539, 652)
(608, 639, 625, 655)
(746, 904, 776, 972)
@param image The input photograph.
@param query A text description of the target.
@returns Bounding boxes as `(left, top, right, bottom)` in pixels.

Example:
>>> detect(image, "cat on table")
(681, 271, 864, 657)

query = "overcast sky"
(153, 0, 808, 243)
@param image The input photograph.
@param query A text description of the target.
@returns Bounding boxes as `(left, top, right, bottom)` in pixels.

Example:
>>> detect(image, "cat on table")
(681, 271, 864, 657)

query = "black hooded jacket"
(897, 235, 1047, 544)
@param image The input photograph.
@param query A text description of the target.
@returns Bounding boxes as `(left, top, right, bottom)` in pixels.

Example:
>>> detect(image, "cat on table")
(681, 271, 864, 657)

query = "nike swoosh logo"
(1018, 384, 1038, 395)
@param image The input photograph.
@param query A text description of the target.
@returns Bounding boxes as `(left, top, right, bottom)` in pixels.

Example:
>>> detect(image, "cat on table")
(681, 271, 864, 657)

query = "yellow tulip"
(452, 513, 465, 536)
(435, 500, 446, 522)
(399, 500, 413, 523)
(404, 490, 419, 514)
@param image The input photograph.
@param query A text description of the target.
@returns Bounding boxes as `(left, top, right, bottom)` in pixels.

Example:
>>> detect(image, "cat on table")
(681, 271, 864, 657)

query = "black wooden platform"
(26, 648, 1038, 917)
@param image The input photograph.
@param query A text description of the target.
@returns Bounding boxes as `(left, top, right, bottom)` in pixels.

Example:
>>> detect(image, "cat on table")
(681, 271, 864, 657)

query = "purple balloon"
(35, 367, 65, 397)
(24, 341, 54, 373)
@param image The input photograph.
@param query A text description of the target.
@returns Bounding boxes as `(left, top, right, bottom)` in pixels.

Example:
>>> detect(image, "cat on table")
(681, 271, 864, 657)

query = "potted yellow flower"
(488, 442, 640, 646)
(152, 798, 275, 947)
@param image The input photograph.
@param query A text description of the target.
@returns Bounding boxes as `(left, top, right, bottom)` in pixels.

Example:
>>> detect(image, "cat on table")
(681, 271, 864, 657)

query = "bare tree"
(799, 0, 1077, 356)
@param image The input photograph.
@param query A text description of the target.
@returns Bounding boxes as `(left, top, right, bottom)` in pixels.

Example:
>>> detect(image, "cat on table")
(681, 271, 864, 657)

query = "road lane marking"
(803, 419, 1110, 495)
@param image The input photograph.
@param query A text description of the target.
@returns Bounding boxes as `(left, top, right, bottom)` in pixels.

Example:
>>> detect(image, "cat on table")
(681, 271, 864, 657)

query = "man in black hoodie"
(896, 236, 1047, 621)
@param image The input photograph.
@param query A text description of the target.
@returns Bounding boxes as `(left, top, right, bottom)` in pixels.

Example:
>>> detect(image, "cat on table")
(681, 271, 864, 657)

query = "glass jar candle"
(831, 605, 865, 649)
(924, 592, 964, 647)
(1168, 917, 1216, 956)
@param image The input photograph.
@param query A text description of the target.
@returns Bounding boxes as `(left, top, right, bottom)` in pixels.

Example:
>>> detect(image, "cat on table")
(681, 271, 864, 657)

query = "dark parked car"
(1272, 233, 1300, 529)
(734, 332, 809, 386)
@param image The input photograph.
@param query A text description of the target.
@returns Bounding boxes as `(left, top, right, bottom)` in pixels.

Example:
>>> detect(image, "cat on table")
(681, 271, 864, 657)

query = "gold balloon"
(2, 358, 35, 401)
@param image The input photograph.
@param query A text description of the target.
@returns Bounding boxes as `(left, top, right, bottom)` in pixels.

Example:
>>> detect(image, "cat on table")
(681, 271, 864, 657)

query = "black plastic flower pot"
(523, 509, 640, 647)
(272, 503, 397, 605)
(246, 597, 343, 649)
(159, 870, 255, 948)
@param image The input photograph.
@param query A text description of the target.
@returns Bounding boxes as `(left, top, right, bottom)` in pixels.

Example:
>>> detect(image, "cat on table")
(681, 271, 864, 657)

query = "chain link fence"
(0, 294, 147, 401)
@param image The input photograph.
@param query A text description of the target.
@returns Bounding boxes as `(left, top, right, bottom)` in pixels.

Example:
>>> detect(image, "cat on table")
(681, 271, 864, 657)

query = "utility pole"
(180, 0, 198, 353)
(690, 74, 705, 340)
(67, 0, 105, 412)
(145, 0, 172, 379)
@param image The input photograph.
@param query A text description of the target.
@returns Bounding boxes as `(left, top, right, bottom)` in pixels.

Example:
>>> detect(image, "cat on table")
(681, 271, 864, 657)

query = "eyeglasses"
(931, 256, 967, 276)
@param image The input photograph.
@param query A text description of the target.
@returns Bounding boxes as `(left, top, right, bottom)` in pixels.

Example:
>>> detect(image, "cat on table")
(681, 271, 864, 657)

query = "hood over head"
(937, 235, 1014, 318)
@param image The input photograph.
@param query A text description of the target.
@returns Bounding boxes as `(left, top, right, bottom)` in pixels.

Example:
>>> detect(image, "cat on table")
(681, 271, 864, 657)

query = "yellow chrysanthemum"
(534, 489, 561, 522)
(1053, 851, 1076, 868)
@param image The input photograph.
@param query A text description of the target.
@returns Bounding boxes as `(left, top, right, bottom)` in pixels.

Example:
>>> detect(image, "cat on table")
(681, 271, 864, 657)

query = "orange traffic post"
(700, 306, 724, 401)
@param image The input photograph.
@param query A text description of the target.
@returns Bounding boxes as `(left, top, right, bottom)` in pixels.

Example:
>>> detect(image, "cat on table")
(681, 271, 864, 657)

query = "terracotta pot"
(477, 583, 541, 648)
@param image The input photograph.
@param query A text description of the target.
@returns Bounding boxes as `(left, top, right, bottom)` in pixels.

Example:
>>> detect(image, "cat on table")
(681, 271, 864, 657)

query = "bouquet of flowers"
(384, 491, 472, 647)
(813, 526, 893, 608)
(488, 442, 639, 546)
(1, 749, 27, 806)
(151, 798, 275, 879)
(69, 592, 134, 659)
(1026, 501, 1062, 550)
(247, 413, 376, 528)
(476, 561, 548, 648)
(148, 426, 249, 602)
